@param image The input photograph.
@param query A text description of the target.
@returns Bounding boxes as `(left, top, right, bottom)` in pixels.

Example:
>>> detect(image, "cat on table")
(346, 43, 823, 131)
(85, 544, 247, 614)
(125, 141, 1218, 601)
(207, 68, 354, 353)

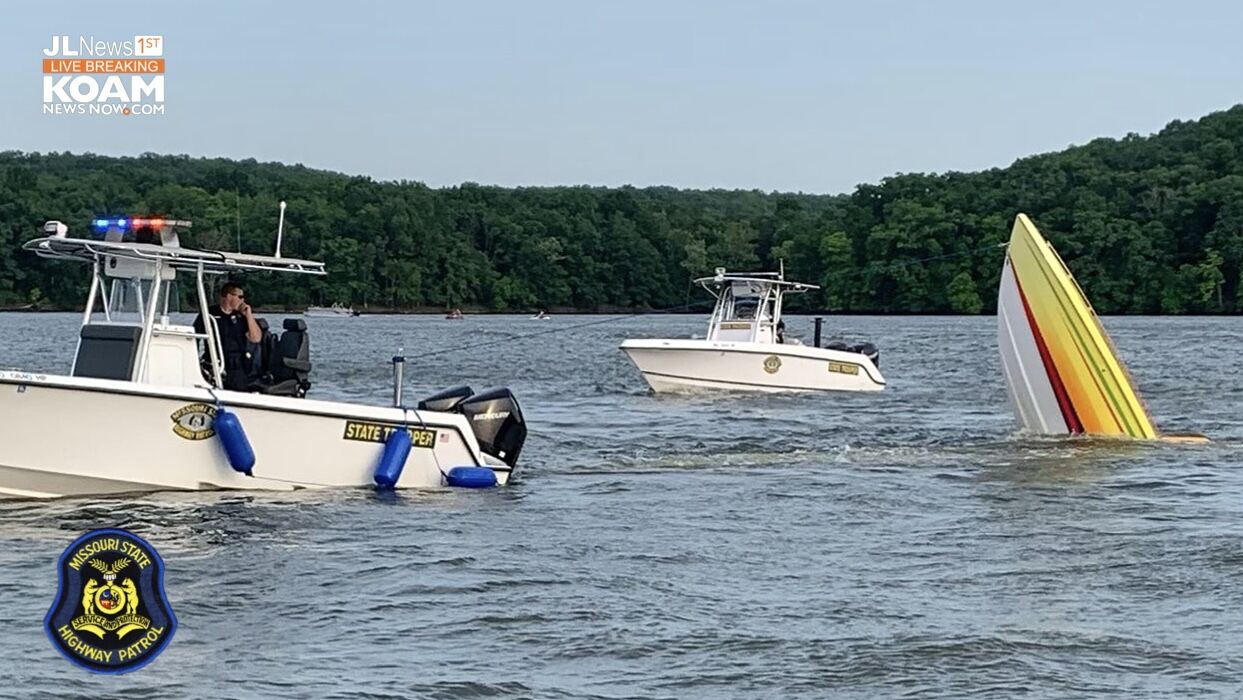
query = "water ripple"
(1, 314, 1242, 697)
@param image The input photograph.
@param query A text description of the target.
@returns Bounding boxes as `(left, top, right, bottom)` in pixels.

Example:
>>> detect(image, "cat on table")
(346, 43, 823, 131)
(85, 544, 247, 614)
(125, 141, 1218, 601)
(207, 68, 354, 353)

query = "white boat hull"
(997, 260, 1069, 434)
(619, 339, 885, 393)
(0, 371, 508, 499)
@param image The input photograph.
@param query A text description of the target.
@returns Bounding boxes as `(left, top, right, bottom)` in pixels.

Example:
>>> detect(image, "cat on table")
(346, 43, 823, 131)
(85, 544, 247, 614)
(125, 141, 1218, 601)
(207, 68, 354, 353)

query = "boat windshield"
(101, 278, 181, 321)
(730, 297, 759, 320)
(708, 281, 784, 343)
(108, 278, 147, 315)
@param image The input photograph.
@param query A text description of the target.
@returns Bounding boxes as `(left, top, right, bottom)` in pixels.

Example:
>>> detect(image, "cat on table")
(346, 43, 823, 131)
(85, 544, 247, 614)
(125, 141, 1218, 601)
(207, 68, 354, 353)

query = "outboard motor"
(417, 385, 474, 412)
(456, 388, 527, 468)
(850, 342, 880, 369)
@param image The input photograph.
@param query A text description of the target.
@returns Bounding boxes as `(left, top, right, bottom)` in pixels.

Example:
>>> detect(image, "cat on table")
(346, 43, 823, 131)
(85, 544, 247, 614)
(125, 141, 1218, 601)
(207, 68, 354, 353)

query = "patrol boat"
(619, 267, 885, 393)
(0, 216, 527, 498)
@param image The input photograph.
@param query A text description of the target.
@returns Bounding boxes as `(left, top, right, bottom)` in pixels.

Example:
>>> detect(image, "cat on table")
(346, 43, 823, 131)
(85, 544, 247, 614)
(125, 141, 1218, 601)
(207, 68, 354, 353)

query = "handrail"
(132, 260, 163, 381)
(22, 237, 326, 276)
(194, 261, 224, 388)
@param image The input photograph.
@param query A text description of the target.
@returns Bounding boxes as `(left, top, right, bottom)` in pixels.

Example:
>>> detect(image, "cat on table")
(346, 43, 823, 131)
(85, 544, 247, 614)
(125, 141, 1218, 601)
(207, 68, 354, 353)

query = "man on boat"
(194, 281, 262, 391)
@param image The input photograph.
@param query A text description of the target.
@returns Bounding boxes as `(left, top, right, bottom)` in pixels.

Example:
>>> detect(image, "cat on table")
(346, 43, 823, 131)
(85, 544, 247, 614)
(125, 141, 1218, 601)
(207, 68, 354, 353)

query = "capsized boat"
(997, 213, 1203, 441)
(0, 217, 528, 498)
(620, 267, 885, 393)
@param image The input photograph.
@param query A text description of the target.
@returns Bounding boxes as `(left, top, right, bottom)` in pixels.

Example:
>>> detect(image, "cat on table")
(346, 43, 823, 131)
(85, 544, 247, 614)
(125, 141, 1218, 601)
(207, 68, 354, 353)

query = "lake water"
(0, 312, 1241, 698)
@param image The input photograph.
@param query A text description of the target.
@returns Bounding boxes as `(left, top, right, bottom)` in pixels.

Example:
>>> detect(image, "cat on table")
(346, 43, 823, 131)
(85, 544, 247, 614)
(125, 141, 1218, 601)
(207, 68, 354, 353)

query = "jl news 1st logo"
(42, 35, 165, 117)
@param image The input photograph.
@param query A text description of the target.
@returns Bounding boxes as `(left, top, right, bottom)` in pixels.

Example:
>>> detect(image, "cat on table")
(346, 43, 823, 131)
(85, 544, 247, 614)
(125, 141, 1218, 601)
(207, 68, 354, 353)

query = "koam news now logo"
(42, 35, 165, 117)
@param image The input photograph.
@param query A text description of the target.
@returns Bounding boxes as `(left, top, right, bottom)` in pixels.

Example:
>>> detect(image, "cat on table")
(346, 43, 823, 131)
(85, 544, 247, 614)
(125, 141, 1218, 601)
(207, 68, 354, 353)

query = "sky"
(3, 0, 1241, 193)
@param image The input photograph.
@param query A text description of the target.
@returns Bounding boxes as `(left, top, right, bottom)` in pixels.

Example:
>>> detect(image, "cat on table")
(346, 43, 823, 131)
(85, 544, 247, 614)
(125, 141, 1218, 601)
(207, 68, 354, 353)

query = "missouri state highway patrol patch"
(44, 528, 176, 673)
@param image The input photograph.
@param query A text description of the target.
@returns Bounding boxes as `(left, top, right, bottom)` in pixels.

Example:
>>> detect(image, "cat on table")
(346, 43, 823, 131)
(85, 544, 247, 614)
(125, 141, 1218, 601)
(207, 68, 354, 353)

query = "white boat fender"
(373, 428, 412, 489)
(214, 408, 255, 476)
(445, 466, 497, 488)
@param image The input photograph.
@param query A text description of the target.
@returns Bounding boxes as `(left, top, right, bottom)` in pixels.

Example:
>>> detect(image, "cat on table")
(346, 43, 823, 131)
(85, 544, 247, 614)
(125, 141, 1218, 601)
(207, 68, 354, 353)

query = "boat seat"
(247, 318, 279, 382)
(73, 324, 142, 380)
(253, 318, 312, 397)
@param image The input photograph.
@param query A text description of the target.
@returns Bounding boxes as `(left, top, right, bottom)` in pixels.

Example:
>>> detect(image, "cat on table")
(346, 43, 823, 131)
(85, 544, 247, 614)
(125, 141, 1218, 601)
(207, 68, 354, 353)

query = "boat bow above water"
(997, 213, 1203, 441)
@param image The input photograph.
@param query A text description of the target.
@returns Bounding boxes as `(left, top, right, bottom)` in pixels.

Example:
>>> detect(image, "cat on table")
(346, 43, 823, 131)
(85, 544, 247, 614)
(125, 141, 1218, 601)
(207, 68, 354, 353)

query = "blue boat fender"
(374, 428, 412, 489)
(445, 466, 498, 489)
(214, 408, 255, 476)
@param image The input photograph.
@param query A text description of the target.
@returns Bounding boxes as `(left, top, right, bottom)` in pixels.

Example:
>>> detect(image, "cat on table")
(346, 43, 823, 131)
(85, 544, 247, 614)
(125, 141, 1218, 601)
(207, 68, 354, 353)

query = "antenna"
(275, 200, 286, 258)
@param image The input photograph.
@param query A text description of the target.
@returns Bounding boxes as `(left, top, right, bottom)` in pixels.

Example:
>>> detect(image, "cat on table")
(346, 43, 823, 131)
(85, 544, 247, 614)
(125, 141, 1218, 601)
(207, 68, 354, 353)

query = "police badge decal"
(44, 528, 176, 673)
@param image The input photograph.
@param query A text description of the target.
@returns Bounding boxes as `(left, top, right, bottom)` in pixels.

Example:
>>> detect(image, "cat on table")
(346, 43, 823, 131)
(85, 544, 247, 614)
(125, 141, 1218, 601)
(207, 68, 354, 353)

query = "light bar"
(90, 217, 193, 231)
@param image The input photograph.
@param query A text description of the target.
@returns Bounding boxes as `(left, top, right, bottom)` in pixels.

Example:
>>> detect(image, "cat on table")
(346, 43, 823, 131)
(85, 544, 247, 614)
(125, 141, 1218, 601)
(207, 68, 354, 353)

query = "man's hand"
(240, 301, 261, 343)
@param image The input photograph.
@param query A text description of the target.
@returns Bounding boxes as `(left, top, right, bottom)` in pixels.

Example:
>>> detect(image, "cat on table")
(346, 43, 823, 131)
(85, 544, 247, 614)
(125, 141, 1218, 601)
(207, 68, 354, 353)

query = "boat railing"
(23, 236, 327, 276)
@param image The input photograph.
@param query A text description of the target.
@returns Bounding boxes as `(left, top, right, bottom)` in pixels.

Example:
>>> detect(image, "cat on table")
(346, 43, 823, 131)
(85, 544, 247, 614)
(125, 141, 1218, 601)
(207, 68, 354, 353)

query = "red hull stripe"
(1012, 263, 1084, 434)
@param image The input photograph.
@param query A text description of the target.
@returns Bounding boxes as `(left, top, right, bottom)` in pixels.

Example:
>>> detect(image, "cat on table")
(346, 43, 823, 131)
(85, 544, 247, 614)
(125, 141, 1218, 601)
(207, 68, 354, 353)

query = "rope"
(411, 242, 1007, 360)
(398, 405, 450, 483)
(413, 299, 715, 361)
(856, 242, 1008, 274)
(754, 241, 1009, 284)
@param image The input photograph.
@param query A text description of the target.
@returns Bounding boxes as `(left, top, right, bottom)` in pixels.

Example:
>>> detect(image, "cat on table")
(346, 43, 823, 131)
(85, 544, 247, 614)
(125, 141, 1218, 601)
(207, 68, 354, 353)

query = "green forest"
(2, 105, 1242, 314)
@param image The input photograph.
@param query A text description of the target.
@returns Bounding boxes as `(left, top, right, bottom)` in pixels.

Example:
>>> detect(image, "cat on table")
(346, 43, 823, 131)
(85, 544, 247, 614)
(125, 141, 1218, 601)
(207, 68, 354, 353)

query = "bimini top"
(23, 219, 325, 276)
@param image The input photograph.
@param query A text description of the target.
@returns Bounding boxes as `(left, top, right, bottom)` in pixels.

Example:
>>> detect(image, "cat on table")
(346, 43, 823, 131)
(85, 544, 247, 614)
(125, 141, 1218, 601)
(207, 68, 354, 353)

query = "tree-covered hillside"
(2, 105, 1241, 313)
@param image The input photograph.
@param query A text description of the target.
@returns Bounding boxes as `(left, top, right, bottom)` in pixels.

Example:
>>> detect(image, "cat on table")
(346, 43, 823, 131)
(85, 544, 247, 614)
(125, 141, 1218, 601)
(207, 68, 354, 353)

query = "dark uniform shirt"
(194, 304, 251, 390)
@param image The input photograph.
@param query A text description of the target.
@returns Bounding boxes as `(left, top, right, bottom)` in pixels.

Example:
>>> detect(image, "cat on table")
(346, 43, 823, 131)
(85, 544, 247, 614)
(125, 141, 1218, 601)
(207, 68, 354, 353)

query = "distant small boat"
(530, 311, 551, 320)
(305, 303, 359, 318)
(445, 308, 464, 320)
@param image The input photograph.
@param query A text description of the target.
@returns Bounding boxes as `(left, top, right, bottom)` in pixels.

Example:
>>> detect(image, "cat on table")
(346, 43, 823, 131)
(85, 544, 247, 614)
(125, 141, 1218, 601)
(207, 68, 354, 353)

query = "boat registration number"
(342, 421, 437, 448)
(827, 361, 860, 375)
